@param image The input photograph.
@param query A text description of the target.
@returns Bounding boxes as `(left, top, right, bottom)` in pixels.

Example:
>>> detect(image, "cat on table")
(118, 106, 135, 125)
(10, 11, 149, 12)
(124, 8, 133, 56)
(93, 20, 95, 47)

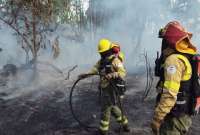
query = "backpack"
(190, 54, 200, 115)
(155, 53, 200, 115)
(99, 56, 126, 96)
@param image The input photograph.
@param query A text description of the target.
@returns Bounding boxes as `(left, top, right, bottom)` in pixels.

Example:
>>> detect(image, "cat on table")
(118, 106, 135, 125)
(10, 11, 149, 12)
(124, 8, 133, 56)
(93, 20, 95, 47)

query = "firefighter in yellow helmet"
(79, 38, 130, 135)
(151, 21, 198, 135)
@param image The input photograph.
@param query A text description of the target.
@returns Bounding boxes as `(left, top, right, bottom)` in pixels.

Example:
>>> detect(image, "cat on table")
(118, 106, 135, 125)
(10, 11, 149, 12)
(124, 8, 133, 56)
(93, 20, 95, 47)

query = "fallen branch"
(37, 61, 64, 75)
(142, 50, 154, 101)
(65, 65, 78, 80)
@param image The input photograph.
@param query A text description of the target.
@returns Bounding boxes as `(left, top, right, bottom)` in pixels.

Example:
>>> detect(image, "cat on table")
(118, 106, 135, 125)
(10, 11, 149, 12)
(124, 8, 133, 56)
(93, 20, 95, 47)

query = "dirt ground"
(0, 74, 200, 135)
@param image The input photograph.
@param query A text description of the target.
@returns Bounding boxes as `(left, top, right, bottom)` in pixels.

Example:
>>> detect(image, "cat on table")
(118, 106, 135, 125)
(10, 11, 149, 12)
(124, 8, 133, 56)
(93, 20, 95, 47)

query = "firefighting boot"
(122, 124, 131, 132)
(97, 129, 108, 135)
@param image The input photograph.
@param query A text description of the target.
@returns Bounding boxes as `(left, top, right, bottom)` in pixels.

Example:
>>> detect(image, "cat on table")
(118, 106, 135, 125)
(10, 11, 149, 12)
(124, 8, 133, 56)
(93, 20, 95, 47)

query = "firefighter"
(79, 38, 130, 135)
(111, 43, 125, 62)
(151, 21, 198, 135)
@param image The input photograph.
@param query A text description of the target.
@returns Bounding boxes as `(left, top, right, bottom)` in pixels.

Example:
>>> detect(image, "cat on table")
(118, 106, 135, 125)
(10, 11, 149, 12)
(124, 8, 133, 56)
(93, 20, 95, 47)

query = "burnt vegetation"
(0, 0, 200, 135)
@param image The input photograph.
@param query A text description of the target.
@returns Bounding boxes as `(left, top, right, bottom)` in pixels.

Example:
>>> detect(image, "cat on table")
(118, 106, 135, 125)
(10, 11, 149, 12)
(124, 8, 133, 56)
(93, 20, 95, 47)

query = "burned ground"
(0, 74, 199, 135)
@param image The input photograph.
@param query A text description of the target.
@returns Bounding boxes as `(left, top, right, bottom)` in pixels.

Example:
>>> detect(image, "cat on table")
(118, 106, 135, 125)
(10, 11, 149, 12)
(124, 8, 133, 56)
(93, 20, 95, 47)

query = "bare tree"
(0, 0, 54, 63)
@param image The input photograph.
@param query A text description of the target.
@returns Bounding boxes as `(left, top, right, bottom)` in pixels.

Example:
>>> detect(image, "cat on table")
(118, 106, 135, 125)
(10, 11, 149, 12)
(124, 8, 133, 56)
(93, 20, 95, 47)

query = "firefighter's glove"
(78, 74, 89, 79)
(151, 118, 162, 135)
(105, 72, 118, 80)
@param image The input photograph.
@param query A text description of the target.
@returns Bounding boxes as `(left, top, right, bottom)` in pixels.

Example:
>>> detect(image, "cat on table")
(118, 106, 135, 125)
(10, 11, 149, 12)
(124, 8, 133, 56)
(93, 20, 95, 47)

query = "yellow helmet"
(98, 39, 112, 53)
(119, 52, 125, 62)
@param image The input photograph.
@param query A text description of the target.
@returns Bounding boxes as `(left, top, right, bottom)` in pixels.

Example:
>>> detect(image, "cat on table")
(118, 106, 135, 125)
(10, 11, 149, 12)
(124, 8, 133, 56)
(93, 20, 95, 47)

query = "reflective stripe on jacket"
(154, 54, 192, 121)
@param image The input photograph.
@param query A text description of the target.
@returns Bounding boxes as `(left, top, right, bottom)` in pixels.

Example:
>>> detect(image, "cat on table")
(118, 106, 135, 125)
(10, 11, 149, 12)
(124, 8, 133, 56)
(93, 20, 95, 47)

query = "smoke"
(0, 24, 26, 68)
(100, 0, 165, 68)
(1, 0, 200, 95)
(84, 0, 200, 71)
(1, 0, 200, 70)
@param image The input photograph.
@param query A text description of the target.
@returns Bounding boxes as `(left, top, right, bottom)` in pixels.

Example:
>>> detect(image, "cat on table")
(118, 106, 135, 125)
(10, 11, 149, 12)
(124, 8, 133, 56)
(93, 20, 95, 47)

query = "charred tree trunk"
(32, 0, 37, 62)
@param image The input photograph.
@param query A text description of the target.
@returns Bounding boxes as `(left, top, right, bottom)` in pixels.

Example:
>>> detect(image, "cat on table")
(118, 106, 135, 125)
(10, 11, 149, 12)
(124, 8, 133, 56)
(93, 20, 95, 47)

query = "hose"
(69, 73, 126, 134)
(69, 76, 98, 131)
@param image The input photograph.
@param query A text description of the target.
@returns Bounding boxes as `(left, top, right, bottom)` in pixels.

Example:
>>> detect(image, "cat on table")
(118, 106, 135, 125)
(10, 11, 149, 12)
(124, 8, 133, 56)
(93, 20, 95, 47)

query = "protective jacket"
(88, 55, 126, 88)
(153, 21, 198, 123)
(89, 55, 128, 133)
(156, 52, 196, 117)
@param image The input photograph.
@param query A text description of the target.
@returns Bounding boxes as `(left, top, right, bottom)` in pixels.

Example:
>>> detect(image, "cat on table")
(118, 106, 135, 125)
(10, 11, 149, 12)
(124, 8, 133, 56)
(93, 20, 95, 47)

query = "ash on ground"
(0, 71, 199, 135)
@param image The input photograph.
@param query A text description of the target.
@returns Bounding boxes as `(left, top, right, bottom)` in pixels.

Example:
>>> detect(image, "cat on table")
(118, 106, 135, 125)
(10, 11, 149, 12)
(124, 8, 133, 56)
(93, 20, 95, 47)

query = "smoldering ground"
(0, 73, 200, 135)
(1, 0, 200, 135)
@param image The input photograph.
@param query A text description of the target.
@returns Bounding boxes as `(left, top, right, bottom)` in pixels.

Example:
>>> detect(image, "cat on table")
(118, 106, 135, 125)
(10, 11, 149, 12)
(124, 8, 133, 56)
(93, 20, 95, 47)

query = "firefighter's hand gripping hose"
(69, 73, 126, 134)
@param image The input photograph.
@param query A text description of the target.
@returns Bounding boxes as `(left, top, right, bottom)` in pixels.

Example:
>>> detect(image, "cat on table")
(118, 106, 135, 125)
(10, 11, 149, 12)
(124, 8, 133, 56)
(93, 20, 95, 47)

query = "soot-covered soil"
(0, 75, 199, 135)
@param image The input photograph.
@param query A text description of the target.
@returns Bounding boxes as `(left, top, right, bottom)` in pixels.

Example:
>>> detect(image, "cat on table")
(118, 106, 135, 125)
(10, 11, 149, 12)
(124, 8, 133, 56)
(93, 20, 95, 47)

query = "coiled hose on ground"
(69, 73, 125, 134)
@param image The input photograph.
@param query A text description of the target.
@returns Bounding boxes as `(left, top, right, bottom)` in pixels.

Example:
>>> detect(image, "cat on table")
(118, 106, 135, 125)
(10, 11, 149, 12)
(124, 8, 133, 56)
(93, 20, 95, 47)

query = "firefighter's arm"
(106, 58, 126, 79)
(78, 61, 100, 79)
(152, 55, 185, 129)
(87, 61, 100, 75)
